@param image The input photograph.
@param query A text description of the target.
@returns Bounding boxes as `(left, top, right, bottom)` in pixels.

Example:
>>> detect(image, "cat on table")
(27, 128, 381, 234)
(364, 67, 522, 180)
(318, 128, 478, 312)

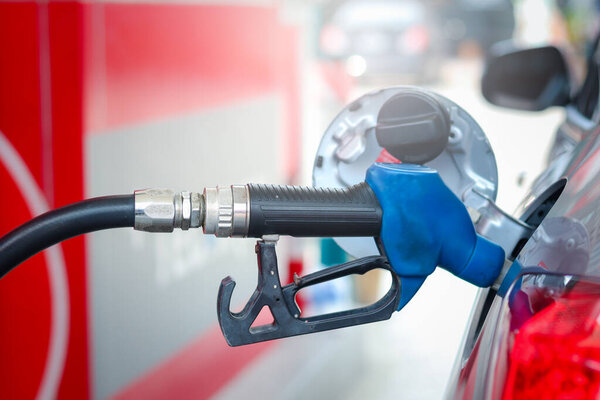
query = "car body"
(445, 31, 600, 399)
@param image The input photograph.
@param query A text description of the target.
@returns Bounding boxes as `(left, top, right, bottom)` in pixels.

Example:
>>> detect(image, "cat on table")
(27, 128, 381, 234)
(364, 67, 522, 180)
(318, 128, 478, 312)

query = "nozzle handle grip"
(247, 182, 382, 237)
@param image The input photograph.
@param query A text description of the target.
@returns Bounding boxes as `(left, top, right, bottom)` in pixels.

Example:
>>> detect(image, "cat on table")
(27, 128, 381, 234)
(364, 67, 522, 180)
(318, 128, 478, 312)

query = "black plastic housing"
(247, 182, 382, 237)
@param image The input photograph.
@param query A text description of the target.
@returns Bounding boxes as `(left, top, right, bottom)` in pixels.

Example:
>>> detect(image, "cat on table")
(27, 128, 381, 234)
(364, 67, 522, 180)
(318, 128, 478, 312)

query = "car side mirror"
(481, 44, 570, 111)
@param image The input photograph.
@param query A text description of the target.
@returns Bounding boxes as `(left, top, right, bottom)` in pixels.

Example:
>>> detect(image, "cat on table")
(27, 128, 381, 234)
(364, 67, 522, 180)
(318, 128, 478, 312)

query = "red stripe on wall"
(113, 327, 274, 400)
(85, 4, 289, 134)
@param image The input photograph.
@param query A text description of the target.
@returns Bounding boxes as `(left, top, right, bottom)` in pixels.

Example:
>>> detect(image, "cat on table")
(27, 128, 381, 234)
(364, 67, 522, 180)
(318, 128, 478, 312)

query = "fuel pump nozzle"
(133, 163, 505, 346)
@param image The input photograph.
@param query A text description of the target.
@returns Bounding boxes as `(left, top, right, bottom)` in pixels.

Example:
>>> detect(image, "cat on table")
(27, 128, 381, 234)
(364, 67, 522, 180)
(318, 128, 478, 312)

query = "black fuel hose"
(0, 195, 134, 279)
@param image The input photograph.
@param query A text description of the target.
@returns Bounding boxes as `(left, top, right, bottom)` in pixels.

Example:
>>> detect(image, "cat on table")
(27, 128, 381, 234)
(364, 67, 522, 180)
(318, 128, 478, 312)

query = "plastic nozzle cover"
(365, 163, 505, 310)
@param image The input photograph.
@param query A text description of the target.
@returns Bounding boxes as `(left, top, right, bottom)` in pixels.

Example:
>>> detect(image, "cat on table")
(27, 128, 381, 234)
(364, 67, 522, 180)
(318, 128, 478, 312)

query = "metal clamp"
(134, 189, 204, 232)
(203, 185, 249, 237)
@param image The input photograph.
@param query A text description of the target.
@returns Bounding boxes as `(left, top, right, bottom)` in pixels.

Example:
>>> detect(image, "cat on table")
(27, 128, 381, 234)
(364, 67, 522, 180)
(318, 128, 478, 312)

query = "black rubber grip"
(247, 182, 382, 237)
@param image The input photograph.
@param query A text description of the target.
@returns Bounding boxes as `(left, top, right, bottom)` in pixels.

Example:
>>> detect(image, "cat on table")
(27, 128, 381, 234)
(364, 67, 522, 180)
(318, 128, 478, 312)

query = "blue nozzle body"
(365, 163, 505, 310)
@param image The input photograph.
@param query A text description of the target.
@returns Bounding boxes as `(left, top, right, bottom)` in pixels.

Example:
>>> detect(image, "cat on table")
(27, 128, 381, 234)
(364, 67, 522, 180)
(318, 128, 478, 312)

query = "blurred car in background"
(446, 21, 600, 399)
(318, 0, 442, 82)
(438, 0, 515, 56)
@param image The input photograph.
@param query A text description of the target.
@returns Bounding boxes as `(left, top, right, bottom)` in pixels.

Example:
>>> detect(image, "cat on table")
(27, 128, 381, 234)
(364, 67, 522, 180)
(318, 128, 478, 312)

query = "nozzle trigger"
(217, 240, 401, 346)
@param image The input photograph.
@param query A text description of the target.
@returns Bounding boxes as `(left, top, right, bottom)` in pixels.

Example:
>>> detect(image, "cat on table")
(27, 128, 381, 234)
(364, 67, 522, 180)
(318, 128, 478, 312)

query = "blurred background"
(0, 0, 596, 399)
